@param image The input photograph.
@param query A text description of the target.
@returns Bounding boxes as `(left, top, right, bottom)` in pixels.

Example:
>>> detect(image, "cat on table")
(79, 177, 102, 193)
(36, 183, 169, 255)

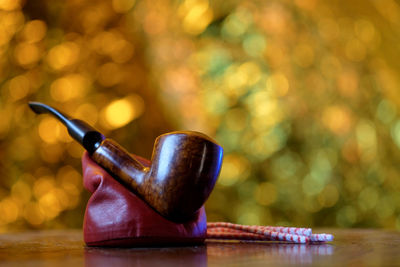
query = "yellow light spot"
(92, 31, 119, 55)
(50, 74, 89, 102)
(112, 0, 135, 13)
(38, 117, 61, 144)
(22, 20, 47, 43)
(248, 91, 284, 130)
(266, 73, 289, 97)
(23, 202, 44, 225)
(39, 190, 61, 220)
(0, 11, 25, 46)
(0, 198, 19, 223)
(92, 32, 133, 62)
(218, 154, 250, 186)
(8, 75, 30, 100)
(47, 42, 79, 71)
(33, 176, 55, 199)
(14, 42, 40, 67)
(322, 106, 352, 135)
(238, 61, 261, 86)
(0, 0, 20, 10)
(180, 0, 213, 35)
(225, 65, 249, 91)
(52, 188, 69, 209)
(255, 182, 277, 206)
(102, 94, 144, 129)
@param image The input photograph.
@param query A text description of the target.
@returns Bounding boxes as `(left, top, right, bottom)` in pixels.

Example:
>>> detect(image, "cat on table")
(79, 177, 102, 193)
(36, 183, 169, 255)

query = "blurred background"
(1, 0, 400, 231)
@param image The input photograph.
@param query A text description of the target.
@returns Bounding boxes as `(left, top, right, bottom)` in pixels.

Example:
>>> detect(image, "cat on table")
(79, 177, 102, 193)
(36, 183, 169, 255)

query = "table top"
(0, 229, 399, 266)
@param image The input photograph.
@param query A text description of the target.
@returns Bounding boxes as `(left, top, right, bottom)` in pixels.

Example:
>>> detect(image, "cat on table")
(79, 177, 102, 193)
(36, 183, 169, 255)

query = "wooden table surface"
(0, 229, 399, 266)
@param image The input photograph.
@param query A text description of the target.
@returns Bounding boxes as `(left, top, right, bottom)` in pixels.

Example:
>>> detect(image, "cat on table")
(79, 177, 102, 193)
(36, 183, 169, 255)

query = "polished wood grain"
(1, 229, 399, 266)
(91, 131, 223, 222)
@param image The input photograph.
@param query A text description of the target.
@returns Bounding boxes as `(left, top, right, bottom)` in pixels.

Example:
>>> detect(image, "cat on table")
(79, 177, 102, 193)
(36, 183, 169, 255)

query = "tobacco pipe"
(28, 102, 223, 222)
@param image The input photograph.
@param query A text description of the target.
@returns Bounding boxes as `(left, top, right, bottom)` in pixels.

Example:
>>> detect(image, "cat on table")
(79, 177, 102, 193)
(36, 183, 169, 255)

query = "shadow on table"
(84, 242, 333, 266)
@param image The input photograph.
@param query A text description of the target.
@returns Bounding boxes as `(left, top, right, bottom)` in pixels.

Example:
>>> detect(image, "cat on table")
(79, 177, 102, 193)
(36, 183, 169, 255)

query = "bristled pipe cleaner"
(206, 222, 333, 244)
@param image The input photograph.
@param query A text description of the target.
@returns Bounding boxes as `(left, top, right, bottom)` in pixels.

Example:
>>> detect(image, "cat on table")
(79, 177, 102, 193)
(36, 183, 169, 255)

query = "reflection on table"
(0, 229, 399, 266)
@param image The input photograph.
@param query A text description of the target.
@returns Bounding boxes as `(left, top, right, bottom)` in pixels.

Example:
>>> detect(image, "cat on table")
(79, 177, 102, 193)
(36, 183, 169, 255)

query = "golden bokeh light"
(23, 202, 45, 226)
(8, 75, 30, 101)
(266, 73, 289, 97)
(92, 31, 123, 56)
(33, 176, 55, 199)
(14, 42, 40, 67)
(0, 198, 19, 224)
(322, 106, 352, 135)
(0, 0, 20, 11)
(21, 20, 46, 43)
(101, 94, 144, 129)
(39, 190, 61, 220)
(218, 154, 250, 186)
(38, 117, 62, 144)
(47, 42, 79, 71)
(1, 0, 400, 231)
(50, 74, 89, 102)
(179, 0, 213, 35)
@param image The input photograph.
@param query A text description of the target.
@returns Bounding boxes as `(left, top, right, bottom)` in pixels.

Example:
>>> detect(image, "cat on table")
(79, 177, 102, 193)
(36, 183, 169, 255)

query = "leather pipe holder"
(82, 152, 207, 247)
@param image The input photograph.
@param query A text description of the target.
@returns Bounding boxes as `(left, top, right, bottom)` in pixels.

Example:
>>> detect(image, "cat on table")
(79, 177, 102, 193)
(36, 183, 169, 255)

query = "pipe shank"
(91, 138, 148, 193)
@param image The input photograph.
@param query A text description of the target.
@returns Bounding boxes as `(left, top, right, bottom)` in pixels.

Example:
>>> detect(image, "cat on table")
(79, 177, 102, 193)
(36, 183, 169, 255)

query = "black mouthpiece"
(28, 102, 105, 154)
